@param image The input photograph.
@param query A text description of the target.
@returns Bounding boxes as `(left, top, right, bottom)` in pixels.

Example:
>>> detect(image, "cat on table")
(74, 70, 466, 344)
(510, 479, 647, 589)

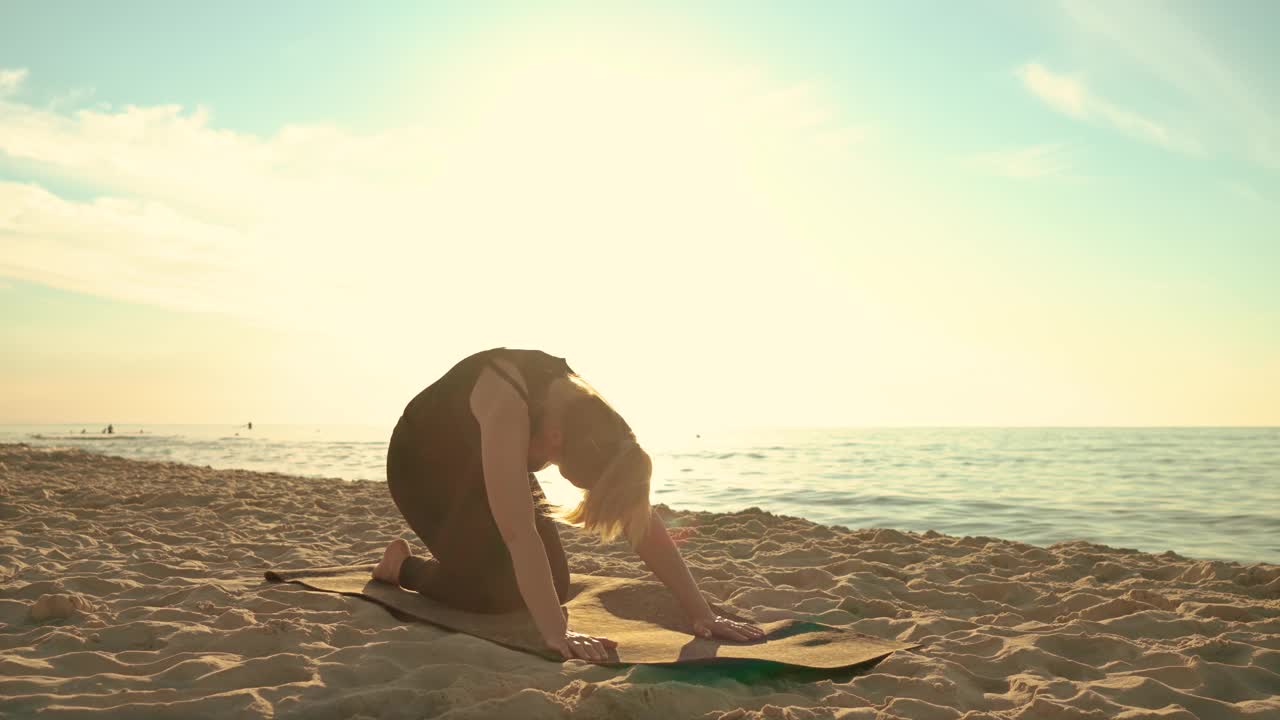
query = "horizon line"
(3, 422, 1277, 430)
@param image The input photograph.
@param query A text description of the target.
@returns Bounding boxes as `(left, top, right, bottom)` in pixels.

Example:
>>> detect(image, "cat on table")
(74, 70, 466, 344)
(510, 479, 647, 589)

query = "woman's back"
(399, 348, 571, 459)
(390, 347, 572, 545)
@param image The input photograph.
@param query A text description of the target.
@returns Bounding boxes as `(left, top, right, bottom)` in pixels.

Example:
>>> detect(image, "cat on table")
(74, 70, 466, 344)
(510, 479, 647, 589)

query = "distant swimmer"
(107, 424, 114, 434)
(248, 421, 253, 430)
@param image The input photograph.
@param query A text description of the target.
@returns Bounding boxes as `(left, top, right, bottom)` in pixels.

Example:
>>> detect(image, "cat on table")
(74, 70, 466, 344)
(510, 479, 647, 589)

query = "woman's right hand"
(545, 630, 618, 662)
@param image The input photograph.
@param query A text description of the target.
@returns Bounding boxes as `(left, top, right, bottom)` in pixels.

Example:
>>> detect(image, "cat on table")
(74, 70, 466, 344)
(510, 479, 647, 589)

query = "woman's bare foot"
(372, 538, 411, 585)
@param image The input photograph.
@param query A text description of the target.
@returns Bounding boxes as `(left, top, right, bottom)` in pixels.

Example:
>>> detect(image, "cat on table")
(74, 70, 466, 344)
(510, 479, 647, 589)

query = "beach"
(2, 443, 1278, 719)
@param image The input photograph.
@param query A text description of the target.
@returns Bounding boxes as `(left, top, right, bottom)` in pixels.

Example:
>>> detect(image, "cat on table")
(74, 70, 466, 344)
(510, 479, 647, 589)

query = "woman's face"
(556, 393, 629, 489)
(558, 430, 613, 489)
(559, 464, 590, 489)
(527, 424, 563, 473)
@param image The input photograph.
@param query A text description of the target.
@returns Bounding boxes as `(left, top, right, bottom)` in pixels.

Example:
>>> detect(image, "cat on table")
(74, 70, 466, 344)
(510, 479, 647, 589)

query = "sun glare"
(326, 32, 876, 432)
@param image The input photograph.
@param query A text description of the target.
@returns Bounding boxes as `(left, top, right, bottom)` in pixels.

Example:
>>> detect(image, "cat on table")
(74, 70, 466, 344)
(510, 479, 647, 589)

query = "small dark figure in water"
(107, 424, 114, 434)
(248, 421, 253, 430)
(81, 429, 86, 434)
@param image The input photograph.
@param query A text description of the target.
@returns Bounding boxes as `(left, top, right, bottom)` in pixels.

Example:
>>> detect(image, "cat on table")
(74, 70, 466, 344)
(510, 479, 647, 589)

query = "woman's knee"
(474, 572, 525, 614)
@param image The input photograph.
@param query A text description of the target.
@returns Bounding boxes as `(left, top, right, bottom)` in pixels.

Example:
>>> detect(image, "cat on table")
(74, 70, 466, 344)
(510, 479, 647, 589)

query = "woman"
(372, 347, 764, 661)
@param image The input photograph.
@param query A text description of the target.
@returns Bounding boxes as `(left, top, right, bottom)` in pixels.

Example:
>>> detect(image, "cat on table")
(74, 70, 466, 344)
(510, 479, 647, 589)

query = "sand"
(1, 443, 1278, 719)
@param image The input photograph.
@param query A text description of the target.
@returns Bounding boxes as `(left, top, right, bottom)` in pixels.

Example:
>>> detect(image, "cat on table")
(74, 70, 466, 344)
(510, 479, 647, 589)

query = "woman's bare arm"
(473, 395, 564, 638)
(634, 512, 765, 642)
(471, 365, 613, 660)
(634, 512, 712, 619)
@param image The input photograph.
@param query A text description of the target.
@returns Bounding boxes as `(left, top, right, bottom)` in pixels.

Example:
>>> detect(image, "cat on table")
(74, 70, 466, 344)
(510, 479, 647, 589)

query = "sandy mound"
(1, 444, 1277, 719)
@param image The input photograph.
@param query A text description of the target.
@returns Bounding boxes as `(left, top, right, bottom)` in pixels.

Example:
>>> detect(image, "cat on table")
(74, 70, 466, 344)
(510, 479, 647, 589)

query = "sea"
(4, 424, 1277, 565)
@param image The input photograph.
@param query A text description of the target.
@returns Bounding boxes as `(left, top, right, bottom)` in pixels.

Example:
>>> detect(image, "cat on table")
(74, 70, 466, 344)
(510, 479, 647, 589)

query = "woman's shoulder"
(491, 348, 573, 374)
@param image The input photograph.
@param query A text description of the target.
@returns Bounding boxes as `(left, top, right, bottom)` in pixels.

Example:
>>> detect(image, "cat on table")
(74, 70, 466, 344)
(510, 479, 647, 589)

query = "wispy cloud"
(0, 66, 869, 332)
(1218, 180, 1278, 211)
(1017, 62, 1199, 155)
(1, 180, 253, 313)
(0, 68, 28, 96)
(1220, 180, 1261, 204)
(969, 142, 1072, 179)
(1058, 0, 1279, 169)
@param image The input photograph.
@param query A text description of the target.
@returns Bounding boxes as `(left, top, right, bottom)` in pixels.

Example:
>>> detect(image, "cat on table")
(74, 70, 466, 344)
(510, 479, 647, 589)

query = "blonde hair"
(559, 444, 652, 546)
(551, 378, 652, 547)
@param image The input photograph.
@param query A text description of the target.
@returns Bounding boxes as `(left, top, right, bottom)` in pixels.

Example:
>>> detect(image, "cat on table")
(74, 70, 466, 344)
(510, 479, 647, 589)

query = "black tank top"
(397, 347, 574, 473)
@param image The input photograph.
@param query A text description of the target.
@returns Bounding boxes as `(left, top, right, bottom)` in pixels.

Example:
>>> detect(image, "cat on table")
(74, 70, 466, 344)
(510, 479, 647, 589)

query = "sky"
(2, 0, 1277, 430)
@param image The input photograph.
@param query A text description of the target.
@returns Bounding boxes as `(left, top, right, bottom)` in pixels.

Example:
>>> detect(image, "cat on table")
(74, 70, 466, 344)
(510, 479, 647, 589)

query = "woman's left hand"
(691, 613, 766, 643)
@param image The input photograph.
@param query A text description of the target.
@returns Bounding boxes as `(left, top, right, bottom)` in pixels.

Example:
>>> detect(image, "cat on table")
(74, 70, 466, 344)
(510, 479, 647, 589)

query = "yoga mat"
(263, 564, 914, 669)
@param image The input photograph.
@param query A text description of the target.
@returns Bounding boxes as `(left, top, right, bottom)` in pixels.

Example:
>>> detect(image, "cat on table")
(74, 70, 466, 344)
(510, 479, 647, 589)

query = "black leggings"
(385, 428, 571, 614)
